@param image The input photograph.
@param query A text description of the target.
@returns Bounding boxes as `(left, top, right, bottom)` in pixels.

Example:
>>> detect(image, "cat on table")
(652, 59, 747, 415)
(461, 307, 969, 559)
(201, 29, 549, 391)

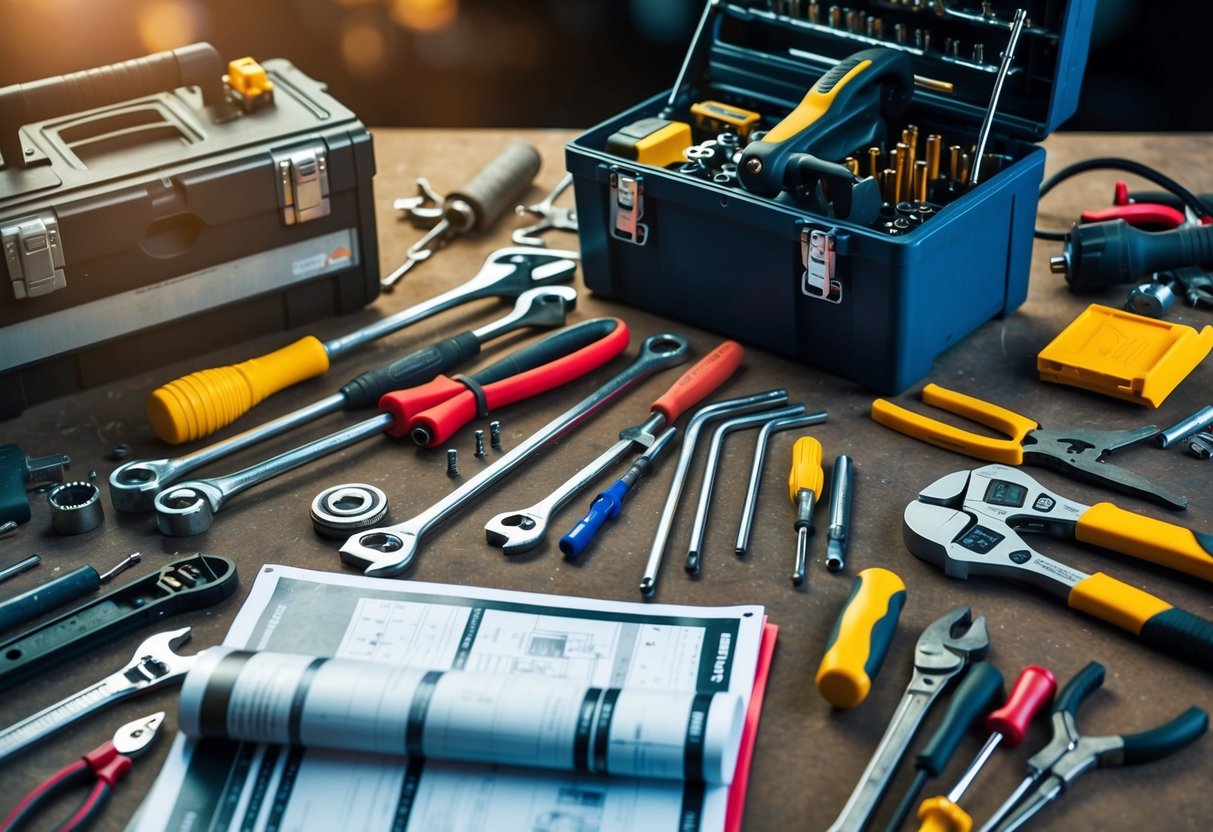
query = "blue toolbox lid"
(672, 0, 1097, 143)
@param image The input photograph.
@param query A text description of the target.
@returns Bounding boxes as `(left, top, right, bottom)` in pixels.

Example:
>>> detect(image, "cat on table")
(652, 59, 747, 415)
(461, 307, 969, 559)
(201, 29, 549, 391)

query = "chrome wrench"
(112, 285, 576, 513)
(340, 333, 692, 577)
(0, 627, 199, 763)
(826, 607, 991, 832)
(484, 340, 744, 554)
(639, 389, 790, 596)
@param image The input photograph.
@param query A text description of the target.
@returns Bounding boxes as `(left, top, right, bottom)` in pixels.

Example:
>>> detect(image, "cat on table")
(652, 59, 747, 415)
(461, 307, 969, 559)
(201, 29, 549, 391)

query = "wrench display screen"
(983, 479, 1027, 508)
(959, 524, 1006, 554)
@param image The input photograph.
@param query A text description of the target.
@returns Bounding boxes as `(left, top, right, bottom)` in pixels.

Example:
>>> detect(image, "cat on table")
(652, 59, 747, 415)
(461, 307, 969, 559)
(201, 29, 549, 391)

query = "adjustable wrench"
(484, 341, 744, 554)
(0, 627, 199, 763)
(339, 333, 692, 578)
(112, 286, 576, 513)
(826, 607, 991, 832)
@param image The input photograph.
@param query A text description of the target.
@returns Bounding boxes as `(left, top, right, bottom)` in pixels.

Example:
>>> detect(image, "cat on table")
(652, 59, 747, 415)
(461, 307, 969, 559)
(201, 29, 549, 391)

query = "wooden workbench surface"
(1, 130, 1210, 831)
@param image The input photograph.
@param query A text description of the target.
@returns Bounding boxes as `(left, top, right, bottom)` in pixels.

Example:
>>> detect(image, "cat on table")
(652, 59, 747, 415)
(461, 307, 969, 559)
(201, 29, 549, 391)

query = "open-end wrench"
(339, 333, 692, 578)
(639, 389, 791, 596)
(0, 627, 199, 764)
(111, 286, 577, 513)
(684, 405, 827, 576)
(735, 413, 830, 555)
(484, 341, 744, 554)
(147, 246, 578, 445)
(826, 607, 991, 832)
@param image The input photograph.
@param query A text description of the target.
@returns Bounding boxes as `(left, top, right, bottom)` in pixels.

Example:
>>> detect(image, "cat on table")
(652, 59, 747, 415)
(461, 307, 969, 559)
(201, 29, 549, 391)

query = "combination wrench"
(0, 627, 199, 763)
(483, 341, 743, 554)
(111, 285, 577, 513)
(339, 333, 692, 578)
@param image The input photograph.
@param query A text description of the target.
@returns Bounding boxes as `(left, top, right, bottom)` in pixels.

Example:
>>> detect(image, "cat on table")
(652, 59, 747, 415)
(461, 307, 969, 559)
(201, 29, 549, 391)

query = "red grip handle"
(379, 376, 469, 427)
(405, 319, 631, 446)
(987, 665, 1057, 746)
(650, 340, 744, 423)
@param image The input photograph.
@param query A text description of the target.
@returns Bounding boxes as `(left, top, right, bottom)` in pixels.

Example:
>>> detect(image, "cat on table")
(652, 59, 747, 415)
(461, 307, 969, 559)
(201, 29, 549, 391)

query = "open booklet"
(130, 565, 775, 832)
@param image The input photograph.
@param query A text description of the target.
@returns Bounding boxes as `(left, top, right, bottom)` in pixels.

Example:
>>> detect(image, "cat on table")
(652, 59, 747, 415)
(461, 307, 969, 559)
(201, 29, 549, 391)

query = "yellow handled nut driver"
(788, 436, 824, 586)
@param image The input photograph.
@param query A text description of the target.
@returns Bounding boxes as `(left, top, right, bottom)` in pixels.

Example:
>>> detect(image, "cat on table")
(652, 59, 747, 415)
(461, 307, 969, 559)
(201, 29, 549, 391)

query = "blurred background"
(0, 0, 1208, 132)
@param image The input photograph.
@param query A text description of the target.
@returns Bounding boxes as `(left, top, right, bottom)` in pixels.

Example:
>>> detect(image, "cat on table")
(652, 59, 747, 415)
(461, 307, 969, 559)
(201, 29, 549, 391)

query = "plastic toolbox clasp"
(801, 226, 841, 304)
(609, 168, 647, 246)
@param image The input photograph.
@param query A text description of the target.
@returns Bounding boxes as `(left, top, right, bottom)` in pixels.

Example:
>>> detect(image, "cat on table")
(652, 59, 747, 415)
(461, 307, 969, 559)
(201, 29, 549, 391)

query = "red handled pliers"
(381, 316, 630, 447)
(1, 711, 164, 832)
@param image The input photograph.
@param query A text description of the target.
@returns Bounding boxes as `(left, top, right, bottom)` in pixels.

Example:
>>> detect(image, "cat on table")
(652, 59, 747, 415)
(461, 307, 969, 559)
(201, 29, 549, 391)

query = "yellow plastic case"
(1037, 304, 1213, 407)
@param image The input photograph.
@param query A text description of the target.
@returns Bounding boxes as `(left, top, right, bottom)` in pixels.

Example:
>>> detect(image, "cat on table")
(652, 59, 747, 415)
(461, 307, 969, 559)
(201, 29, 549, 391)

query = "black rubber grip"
(915, 662, 1005, 775)
(468, 318, 621, 387)
(1121, 707, 1208, 764)
(1055, 662, 1104, 716)
(1139, 608, 1213, 671)
(0, 565, 99, 634)
(341, 331, 482, 409)
(449, 140, 541, 231)
(0, 43, 223, 168)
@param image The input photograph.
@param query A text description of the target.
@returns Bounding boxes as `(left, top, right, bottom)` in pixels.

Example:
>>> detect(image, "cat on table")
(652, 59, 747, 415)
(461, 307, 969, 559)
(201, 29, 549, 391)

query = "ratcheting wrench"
(0, 627, 199, 764)
(340, 333, 692, 578)
(483, 341, 744, 554)
(826, 607, 990, 832)
(113, 285, 576, 513)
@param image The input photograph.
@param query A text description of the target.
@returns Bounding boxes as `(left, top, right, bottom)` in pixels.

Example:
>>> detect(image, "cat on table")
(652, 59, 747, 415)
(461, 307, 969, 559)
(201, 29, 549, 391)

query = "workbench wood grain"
(1, 130, 1210, 831)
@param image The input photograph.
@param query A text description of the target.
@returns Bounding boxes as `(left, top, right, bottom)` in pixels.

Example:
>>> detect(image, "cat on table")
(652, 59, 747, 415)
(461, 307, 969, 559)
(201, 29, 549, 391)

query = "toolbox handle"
(0, 42, 225, 168)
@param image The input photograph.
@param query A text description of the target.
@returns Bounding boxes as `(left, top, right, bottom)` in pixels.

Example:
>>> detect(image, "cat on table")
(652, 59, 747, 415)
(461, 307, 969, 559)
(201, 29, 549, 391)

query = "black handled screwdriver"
(0, 552, 141, 634)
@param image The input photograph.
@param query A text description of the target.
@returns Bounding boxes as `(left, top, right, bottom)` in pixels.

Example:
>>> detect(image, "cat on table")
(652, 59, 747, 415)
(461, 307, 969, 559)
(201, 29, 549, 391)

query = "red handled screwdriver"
(915, 665, 1057, 832)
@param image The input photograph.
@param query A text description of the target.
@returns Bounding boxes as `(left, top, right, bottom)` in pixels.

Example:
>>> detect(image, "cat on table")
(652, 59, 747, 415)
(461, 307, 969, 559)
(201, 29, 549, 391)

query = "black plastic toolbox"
(0, 43, 378, 418)
(568, 1, 1097, 393)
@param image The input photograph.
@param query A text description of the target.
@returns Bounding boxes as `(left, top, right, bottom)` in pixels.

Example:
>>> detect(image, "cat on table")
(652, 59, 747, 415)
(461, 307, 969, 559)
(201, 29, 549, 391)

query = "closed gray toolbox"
(568, 1, 1096, 393)
(0, 43, 378, 418)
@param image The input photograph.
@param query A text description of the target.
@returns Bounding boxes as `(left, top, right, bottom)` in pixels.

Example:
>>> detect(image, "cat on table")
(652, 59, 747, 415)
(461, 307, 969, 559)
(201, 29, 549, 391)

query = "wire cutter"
(871, 383, 1185, 510)
(978, 662, 1207, 832)
(1, 711, 165, 832)
(903, 474, 1213, 672)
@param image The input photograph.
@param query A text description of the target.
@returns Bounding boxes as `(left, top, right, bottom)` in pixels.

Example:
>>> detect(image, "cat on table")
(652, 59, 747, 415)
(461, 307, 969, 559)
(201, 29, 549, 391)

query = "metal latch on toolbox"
(610, 169, 647, 246)
(275, 143, 330, 225)
(802, 227, 841, 303)
(3, 213, 65, 299)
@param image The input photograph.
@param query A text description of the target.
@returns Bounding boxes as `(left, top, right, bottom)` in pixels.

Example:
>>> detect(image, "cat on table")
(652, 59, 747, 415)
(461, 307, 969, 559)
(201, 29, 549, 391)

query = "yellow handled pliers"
(872, 383, 1186, 510)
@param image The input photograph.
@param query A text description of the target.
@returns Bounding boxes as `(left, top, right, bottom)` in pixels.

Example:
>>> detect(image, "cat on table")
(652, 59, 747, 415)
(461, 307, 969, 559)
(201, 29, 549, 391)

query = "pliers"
(872, 383, 1186, 510)
(978, 662, 1207, 831)
(1, 711, 165, 831)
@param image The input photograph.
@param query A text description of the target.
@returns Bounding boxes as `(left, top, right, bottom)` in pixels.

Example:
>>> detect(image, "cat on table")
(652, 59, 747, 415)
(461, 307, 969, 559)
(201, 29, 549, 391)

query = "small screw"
(111, 444, 133, 462)
(489, 421, 502, 451)
(446, 449, 460, 477)
(474, 430, 486, 458)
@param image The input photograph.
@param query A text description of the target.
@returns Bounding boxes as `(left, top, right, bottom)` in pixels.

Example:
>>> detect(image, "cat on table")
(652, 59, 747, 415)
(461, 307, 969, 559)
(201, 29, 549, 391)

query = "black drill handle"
(0, 43, 224, 168)
(0, 565, 99, 634)
(340, 331, 482, 410)
(448, 140, 541, 231)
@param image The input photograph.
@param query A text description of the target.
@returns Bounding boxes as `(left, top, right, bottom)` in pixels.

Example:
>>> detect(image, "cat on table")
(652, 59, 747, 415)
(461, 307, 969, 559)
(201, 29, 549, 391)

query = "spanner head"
(509, 285, 579, 327)
(913, 605, 990, 675)
(125, 626, 198, 677)
(109, 458, 174, 513)
(484, 509, 548, 554)
(154, 481, 224, 536)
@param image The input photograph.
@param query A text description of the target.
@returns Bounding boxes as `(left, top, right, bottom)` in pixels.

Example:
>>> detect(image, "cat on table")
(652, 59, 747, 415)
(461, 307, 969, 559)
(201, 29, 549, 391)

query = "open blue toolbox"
(567, 1, 1096, 393)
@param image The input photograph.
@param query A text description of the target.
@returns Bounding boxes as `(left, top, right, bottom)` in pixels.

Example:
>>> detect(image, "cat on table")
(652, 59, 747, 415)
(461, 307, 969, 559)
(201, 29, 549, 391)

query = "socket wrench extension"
(112, 285, 576, 513)
(339, 334, 692, 578)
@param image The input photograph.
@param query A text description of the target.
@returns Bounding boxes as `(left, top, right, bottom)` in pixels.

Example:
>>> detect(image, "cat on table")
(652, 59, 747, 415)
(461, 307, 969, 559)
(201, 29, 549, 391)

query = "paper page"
(132, 565, 765, 832)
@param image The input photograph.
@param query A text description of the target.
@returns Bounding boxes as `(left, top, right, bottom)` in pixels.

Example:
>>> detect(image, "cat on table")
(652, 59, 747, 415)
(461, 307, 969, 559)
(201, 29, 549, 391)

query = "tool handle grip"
(869, 399, 1023, 465)
(340, 331, 481, 410)
(146, 336, 331, 444)
(986, 665, 1057, 746)
(1070, 573, 1213, 670)
(1077, 502, 1213, 584)
(915, 662, 1005, 776)
(650, 341, 744, 423)
(915, 796, 973, 832)
(559, 481, 628, 561)
(815, 567, 906, 708)
(450, 140, 542, 231)
(1120, 707, 1208, 764)
(788, 436, 825, 502)
(0, 565, 99, 634)
(1053, 661, 1105, 716)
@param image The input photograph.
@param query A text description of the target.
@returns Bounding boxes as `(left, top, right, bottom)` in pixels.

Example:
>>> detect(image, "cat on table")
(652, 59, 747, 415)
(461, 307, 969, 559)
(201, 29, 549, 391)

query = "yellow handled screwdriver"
(816, 567, 907, 708)
(788, 436, 824, 586)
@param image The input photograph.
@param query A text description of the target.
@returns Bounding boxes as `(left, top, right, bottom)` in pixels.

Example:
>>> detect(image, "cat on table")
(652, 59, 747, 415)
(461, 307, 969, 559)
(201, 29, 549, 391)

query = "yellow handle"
(870, 383, 1038, 464)
(788, 436, 825, 501)
(146, 335, 331, 444)
(1077, 503, 1213, 584)
(816, 568, 907, 708)
(917, 796, 973, 832)
(764, 59, 873, 143)
(1068, 572, 1172, 635)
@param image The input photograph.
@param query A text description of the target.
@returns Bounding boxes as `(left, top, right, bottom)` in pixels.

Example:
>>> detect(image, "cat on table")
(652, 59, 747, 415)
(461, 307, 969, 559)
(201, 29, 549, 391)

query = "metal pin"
(915, 160, 929, 202)
(825, 456, 854, 572)
(868, 147, 881, 178)
(99, 552, 142, 583)
(894, 142, 909, 202)
(948, 144, 961, 181)
(829, 5, 841, 27)
(844, 156, 859, 175)
(881, 169, 896, 203)
(926, 134, 942, 180)
(0, 520, 16, 537)
(893, 23, 907, 44)
(1157, 405, 1213, 448)
(959, 152, 972, 185)
(489, 420, 503, 451)
(972, 42, 985, 63)
(808, 1, 821, 23)
(0, 554, 39, 584)
(474, 430, 487, 458)
(446, 449, 460, 478)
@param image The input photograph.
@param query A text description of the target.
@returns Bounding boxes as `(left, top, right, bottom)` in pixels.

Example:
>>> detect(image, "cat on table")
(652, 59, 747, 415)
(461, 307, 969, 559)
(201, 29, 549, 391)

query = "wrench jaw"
(916, 469, 972, 508)
(915, 607, 991, 674)
(129, 626, 198, 679)
(154, 481, 223, 537)
(496, 285, 579, 331)
(484, 510, 547, 554)
(340, 528, 419, 577)
(903, 502, 980, 580)
(109, 459, 172, 513)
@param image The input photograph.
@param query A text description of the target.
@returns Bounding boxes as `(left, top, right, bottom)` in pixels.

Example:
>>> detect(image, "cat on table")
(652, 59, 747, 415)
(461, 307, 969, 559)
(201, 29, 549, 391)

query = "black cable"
(1035, 156, 1213, 241)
